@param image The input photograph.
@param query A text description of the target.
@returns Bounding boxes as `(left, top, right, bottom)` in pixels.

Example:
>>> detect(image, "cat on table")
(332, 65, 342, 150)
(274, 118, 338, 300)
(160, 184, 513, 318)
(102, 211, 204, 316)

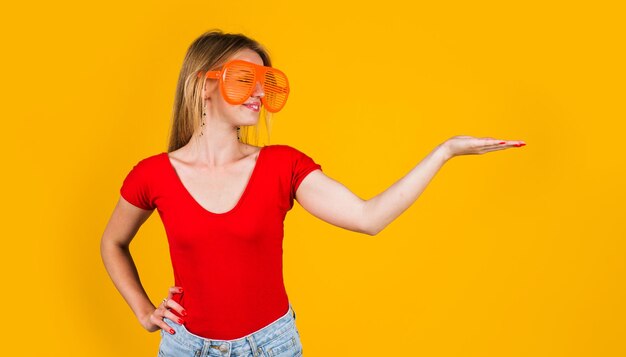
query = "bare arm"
(295, 144, 449, 235)
(295, 136, 525, 235)
(100, 198, 156, 323)
(100, 197, 185, 333)
(362, 144, 450, 235)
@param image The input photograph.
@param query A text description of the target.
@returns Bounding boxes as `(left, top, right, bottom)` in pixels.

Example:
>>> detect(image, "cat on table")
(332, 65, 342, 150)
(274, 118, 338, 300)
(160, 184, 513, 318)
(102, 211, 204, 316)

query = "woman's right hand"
(441, 135, 526, 159)
(139, 286, 187, 334)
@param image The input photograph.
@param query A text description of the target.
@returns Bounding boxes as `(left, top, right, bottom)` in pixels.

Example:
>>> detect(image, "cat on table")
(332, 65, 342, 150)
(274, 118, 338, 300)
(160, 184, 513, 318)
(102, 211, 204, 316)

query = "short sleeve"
(290, 147, 322, 200)
(120, 159, 155, 211)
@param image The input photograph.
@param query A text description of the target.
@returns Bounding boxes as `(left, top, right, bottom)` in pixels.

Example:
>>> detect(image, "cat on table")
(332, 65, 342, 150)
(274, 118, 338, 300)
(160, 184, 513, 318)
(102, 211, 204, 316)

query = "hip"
(158, 302, 302, 357)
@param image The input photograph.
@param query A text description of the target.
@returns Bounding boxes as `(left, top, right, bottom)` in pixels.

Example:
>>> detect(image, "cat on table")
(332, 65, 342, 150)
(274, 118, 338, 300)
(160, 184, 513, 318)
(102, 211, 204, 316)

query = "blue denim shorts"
(158, 303, 302, 357)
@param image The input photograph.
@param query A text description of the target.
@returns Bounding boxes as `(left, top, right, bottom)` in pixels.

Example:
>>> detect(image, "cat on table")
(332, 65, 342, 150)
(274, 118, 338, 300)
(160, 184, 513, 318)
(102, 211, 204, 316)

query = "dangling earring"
(237, 126, 240, 141)
(199, 104, 207, 137)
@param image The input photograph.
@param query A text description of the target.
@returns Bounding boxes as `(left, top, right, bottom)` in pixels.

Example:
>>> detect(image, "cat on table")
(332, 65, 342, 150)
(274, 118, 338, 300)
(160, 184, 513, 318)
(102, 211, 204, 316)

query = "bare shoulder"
(166, 145, 189, 162)
(241, 144, 263, 158)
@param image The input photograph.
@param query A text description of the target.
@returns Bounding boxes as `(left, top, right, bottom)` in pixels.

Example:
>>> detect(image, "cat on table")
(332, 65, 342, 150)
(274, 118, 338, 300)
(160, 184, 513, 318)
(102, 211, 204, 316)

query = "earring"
(237, 126, 240, 141)
(199, 104, 207, 137)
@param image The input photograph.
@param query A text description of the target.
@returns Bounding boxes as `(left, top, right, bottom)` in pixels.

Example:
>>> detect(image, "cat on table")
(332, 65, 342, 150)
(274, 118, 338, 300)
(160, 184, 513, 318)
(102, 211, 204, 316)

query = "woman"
(100, 29, 525, 357)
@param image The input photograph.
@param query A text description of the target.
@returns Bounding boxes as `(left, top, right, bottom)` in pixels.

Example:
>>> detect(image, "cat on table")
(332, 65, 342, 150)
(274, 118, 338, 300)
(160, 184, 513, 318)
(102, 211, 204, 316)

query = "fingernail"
(499, 141, 506, 144)
(178, 318, 184, 324)
(182, 310, 188, 316)
(520, 143, 526, 147)
(169, 329, 175, 334)
(513, 144, 520, 147)
(179, 288, 183, 292)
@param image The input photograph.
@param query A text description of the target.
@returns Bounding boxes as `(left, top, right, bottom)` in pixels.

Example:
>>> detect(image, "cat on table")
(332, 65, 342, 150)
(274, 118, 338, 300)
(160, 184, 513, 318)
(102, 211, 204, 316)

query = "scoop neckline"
(162, 146, 266, 216)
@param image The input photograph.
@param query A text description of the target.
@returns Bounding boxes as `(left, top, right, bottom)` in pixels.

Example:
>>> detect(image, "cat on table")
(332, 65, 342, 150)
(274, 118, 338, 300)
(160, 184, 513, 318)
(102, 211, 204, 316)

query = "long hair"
(167, 29, 273, 152)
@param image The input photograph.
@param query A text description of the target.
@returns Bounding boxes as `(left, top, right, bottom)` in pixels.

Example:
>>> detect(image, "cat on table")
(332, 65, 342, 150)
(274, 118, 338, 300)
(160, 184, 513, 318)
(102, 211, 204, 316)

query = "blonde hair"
(167, 29, 274, 152)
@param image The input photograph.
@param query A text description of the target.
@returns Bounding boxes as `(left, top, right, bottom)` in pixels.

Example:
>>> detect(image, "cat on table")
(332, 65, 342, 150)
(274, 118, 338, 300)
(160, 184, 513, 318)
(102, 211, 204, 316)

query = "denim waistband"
(162, 302, 296, 355)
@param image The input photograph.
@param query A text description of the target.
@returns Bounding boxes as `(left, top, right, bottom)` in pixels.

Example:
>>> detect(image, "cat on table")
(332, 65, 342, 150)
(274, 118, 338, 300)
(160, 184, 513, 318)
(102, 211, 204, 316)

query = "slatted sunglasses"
(197, 59, 290, 113)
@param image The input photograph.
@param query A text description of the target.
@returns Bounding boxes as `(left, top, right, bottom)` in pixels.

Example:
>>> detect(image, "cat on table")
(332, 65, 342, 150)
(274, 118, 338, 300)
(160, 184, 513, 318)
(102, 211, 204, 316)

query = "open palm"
(443, 135, 526, 158)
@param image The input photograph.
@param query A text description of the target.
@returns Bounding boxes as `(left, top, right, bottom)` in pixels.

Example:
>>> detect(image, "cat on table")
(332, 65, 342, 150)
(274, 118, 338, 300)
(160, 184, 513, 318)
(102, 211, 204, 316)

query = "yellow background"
(1, 0, 624, 356)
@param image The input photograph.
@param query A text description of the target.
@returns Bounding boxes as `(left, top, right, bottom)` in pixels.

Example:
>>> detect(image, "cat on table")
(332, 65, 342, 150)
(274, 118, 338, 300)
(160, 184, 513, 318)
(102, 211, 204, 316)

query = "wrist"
(137, 305, 156, 327)
(436, 142, 454, 162)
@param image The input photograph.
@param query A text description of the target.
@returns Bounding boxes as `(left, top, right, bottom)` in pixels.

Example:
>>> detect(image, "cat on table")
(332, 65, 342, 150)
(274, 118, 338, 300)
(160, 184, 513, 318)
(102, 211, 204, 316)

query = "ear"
(202, 79, 219, 101)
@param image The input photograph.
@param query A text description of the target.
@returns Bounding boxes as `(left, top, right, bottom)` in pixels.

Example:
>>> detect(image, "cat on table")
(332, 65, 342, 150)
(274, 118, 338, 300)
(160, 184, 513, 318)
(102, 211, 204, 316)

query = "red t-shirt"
(119, 144, 322, 340)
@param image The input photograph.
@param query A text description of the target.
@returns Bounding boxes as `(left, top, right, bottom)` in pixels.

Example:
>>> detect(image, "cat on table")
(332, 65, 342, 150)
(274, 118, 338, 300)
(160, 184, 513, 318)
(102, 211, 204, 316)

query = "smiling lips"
(242, 102, 260, 112)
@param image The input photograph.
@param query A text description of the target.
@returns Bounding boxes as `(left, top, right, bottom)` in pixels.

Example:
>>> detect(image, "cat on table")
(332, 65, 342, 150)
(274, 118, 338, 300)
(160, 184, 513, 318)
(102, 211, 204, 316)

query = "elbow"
(364, 229, 377, 236)
(365, 225, 382, 236)
(360, 220, 381, 236)
(360, 200, 381, 236)
(100, 234, 129, 257)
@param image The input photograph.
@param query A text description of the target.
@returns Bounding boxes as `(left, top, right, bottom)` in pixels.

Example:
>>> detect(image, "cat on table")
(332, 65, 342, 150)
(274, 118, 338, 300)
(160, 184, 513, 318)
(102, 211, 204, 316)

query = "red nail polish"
(178, 318, 184, 324)
(182, 310, 188, 316)
(520, 143, 526, 146)
(169, 329, 175, 334)
(499, 141, 506, 144)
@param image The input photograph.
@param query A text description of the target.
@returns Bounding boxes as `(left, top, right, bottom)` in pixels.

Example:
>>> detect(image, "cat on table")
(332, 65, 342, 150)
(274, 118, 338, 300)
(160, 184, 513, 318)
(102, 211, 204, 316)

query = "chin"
(240, 107, 261, 118)
(236, 117, 259, 126)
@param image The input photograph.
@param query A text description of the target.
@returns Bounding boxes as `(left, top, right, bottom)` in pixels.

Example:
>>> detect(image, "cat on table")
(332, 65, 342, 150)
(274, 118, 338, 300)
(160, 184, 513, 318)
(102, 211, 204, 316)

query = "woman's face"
(203, 48, 265, 127)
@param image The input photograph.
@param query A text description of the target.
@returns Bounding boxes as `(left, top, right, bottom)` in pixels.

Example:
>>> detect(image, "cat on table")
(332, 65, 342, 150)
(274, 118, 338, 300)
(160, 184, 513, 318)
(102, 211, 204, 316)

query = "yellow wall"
(2, 0, 624, 355)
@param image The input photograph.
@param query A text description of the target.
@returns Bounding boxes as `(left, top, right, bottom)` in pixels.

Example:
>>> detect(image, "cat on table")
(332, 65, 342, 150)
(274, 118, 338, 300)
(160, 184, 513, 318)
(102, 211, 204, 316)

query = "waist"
(163, 301, 296, 347)
(171, 289, 290, 340)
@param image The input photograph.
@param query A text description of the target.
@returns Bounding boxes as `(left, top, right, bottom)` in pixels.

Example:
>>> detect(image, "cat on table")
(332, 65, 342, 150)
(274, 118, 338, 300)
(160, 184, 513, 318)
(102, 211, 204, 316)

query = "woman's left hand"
(441, 135, 526, 160)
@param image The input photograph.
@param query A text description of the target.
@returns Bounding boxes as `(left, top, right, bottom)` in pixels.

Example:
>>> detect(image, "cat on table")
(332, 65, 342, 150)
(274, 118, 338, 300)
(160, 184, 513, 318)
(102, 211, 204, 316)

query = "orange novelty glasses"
(197, 59, 290, 113)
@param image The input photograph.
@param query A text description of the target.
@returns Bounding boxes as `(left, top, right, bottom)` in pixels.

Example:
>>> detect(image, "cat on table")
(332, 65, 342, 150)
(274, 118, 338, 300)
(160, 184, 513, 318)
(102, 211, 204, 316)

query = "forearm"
(363, 144, 451, 235)
(100, 240, 156, 322)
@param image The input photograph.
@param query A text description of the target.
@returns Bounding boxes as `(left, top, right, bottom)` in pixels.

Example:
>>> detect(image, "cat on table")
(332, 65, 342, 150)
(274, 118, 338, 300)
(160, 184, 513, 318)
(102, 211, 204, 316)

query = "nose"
(251, 80, 264, 98)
